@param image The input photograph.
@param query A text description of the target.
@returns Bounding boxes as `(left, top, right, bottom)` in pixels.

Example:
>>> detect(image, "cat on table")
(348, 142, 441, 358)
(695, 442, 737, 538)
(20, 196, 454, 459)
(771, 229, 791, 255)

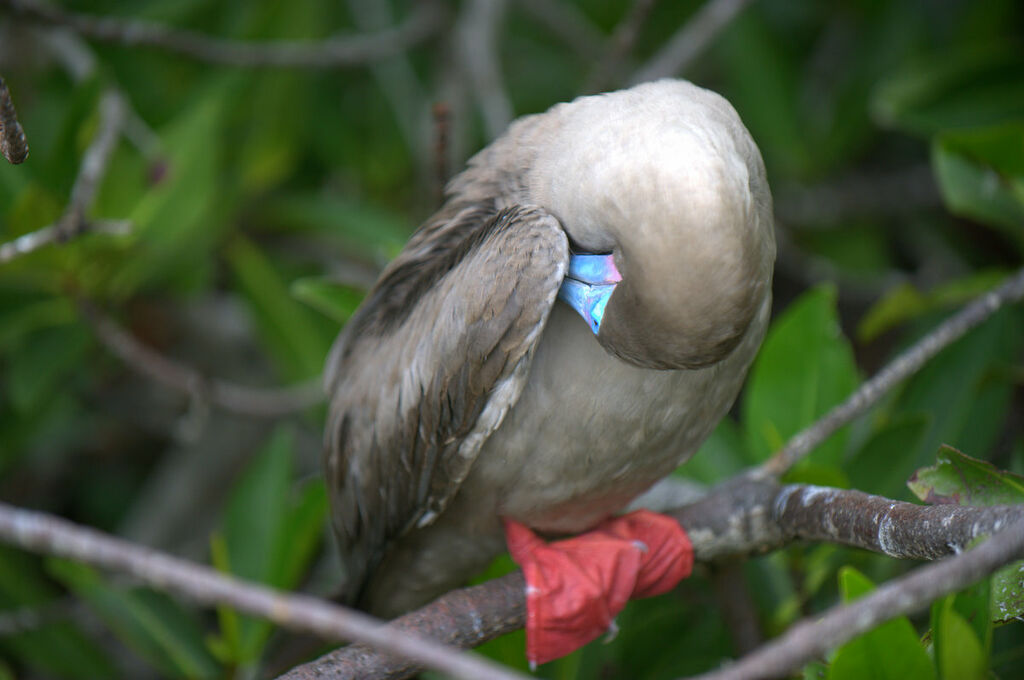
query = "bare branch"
(631, 0, 755, 84)
(759, 265, 1024, 477)
(432, 101, 452, 204)
(689, 517, 1024, 680)
(0, 74, 28, 163)
(346, 0, 433, 179)
(65, 90, 124, 222)
(585, 0, 658, 93)
(284, 478, 1024, 679)
(0, 500, 529, 680)
(514, 0, 606, 61)
(0, 90, 125, 264)
(457, 0, 513, 140)
(78, 301, 323, 417)
(1, 0, 446, 69)
(0, 219, 130, 264)
(279, 573, 528, 680)
(709, 562, 762, 655)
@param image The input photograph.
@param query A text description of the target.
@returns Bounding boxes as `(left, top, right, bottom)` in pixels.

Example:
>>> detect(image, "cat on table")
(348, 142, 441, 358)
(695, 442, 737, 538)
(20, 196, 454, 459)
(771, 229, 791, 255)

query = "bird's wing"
(324, 204, 569, 602)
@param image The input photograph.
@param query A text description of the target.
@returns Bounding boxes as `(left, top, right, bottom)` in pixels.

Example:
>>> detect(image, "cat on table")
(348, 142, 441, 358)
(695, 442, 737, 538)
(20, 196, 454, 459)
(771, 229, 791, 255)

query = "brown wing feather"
(324, 204, 568, 603)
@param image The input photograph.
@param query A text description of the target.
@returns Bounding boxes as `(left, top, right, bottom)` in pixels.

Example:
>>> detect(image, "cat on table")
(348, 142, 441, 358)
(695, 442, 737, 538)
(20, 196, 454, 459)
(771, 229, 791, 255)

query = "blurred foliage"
(0, 0, 1022, 678)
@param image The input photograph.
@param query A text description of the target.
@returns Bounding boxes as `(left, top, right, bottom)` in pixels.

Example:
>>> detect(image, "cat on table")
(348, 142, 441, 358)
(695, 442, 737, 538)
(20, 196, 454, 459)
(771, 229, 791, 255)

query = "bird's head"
(527, 79, 775, 370)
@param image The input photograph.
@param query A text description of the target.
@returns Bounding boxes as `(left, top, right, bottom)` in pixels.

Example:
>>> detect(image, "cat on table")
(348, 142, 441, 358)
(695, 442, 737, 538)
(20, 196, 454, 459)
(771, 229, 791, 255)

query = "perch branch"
(631, 0, 755, 84)
(0, 74, 28, 163)
(0, 0, 446, 69)
(0, 501, 528, 680)
(760, 264, 1024, 476)
(0, 90, 124, 263)
(281, 477, 1024, 679)
(79, 300, 323, 417)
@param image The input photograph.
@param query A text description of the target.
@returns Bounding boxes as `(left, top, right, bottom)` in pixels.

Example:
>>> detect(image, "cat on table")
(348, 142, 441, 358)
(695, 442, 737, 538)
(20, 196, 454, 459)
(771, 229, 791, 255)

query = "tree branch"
(0, 74, 28, 164)
(584, 0, 658, 93)
(0, 219, 131, 265)
(282, 477, 1024, 679)
(457, 0, 513, 140)
(760, 264, 1024, 477)
(78, 300, 324, 417)
(514, 0, 606, 61)
(631, 0, 755, 84)
(0, 89, 124, 263)
(690, 517, 1024, 680)
(0, 501, 529, 680)
(0, 0, 446, 69)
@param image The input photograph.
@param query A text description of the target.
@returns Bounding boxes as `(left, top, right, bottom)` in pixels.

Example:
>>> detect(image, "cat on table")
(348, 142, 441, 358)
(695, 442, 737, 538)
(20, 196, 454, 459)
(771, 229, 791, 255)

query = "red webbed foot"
(504, 509, 693, 667)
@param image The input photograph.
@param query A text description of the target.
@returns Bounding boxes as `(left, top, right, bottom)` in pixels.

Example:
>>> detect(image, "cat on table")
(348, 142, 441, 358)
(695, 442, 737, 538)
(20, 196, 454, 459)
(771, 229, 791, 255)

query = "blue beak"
(557, 253, 621, 334)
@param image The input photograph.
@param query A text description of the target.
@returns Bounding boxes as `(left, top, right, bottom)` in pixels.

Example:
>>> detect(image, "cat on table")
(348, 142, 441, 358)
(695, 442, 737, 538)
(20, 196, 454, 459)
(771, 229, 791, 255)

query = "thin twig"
(759, 265, 1024, 477)
(0, 91, 125, 264)
(457, 0, 513, 140)
(0, 502, 528, 680)
(284, 478, 1024, 679)
(79, 301, 324, 417)
(585, 0, 658, 93)
(0, 0, 446, 69)
(0, 219, 131, 264)
(0, 597, 79, 635)
(345, 0, 433, 179)
(63, 90, 125, 226)
(431, 101, 451, 205)
(688, 518, 1024, 680)
(515, 0, 606, 61)
(42, 28, 163, 162)
(631, 0, 755, 84)
(0, 74, 28, 163)
(709, 562, 762, 655)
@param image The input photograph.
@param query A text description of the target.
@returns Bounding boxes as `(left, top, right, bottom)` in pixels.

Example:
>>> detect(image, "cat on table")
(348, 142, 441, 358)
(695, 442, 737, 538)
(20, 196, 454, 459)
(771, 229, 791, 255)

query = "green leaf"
(743, 285, 859, 468)
(0, 547, 115, 680)
(219, 428, 292, 662)
(253, 192, 410, 260)
(0, 294, 76, 351)
(715, 9, 810, 177)
(848, 414, 931, 500)
(932, 123, 1024, 234)
(108, 79, 234, 296)
(872, 45, 1024, 136)
(857, 271, 1009, 342)
(8, 324, 91, 413)
(910, 447, 1024, 622)
(226, 236, 333, 381)
(272, 479, 328, 589)
(677, 418, 748, 483)
(48, 559, 219, 679)
(827, 567, 935, 680)
(931, 592, 989, 680)
(909, 445, 1024, 506)
(290, 276, 366, 323)
(213, 427, 326, 664)
(895, 306, 1024, 471)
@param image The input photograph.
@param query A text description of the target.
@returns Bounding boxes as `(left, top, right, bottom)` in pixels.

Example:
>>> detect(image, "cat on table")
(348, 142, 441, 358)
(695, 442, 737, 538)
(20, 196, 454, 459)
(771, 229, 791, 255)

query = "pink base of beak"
(503, 510, 693, 667)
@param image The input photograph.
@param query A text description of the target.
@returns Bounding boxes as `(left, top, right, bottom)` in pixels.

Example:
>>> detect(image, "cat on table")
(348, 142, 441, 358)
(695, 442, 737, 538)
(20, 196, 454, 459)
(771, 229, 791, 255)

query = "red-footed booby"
(324, 79, 775, 664)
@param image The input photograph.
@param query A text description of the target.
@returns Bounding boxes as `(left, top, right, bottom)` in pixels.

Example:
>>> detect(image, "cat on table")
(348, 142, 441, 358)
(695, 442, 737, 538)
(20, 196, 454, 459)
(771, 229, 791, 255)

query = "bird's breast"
(464, 294, 769, 535)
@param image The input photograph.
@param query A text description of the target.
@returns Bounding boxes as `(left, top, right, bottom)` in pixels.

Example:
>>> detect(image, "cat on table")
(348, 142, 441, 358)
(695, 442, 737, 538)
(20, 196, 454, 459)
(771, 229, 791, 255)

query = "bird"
(323, 79, 775, 630)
